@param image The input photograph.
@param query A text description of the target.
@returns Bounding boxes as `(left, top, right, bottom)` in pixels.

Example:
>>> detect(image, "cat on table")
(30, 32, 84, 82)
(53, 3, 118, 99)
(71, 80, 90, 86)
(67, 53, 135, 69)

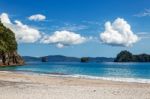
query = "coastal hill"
(0, 21, 24, 66)
(114, 50, 150, 62)
(22, 55, 114, 62)
(22, 55, 80, 62)
(23, 51, 150, 63)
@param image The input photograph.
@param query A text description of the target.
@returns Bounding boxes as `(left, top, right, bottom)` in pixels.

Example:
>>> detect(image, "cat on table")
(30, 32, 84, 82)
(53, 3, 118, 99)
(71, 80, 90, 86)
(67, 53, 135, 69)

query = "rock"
(0, 21, 24, 66)
(41, 57, 48, 62)
(0, 51, 24, 66)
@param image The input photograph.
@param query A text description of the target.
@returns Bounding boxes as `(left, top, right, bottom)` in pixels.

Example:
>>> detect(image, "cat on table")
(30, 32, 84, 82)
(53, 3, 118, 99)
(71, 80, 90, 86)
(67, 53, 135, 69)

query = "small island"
(80, 57, 89, 62)
(114, 50, 150, 62)
(41, 56, 48, 62)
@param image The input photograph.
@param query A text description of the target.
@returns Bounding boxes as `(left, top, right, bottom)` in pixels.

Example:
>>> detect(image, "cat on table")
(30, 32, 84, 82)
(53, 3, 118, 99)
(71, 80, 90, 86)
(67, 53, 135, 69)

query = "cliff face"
(0, 51, 24, 66)
(0, 21, 24, 66)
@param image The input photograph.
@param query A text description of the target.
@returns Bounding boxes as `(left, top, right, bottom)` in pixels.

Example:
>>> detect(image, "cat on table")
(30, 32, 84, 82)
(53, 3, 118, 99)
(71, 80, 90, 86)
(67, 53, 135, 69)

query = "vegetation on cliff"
(0, 21, 24, 66)
(114, 50, 150, 62)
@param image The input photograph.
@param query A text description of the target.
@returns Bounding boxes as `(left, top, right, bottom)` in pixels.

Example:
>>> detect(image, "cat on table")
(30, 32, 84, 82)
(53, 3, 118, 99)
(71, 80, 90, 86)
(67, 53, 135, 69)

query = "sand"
(0, 71, 149, 99)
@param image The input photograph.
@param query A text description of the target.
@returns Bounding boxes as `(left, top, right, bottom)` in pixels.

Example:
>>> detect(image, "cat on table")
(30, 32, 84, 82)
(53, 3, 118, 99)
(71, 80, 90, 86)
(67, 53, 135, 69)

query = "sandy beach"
(0, 71, 149, 99)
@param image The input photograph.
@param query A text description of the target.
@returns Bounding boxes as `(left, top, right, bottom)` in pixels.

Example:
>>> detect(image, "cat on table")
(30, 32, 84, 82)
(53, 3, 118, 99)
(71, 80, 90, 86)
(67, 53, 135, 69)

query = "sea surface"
(0, 62, 150, 83)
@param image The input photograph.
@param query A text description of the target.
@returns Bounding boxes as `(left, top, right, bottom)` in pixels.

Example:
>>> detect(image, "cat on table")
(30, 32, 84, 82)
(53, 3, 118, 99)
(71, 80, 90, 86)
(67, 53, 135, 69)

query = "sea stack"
(41, 56, 48, 62)
(0, 21, 24, 66)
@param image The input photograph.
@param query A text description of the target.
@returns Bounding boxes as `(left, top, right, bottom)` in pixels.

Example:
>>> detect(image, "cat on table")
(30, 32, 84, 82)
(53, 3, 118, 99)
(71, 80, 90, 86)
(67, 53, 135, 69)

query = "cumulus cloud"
(100, 18, 139, 47)
(41, 30, 87, 48)
(28, 14, 46, 21)
(0, 13, 41, 43)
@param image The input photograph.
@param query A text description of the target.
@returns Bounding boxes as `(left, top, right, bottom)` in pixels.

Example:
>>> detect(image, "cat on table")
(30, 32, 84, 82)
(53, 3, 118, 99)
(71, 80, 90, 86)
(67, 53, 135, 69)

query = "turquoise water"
(0, 62, 150, 81)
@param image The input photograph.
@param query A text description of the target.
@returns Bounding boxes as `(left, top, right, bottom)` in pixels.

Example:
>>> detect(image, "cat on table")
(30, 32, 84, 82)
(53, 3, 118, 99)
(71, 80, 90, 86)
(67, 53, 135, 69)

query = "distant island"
(114, 50, 150, 62)
(22, 55, 114, 63)
(22, 50, 150, 63)
(0, 21, 24, 66)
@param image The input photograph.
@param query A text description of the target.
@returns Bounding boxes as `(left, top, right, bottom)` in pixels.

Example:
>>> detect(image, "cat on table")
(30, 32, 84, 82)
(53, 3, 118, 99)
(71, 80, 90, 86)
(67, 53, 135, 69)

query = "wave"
(67, 74, 150, 83)
(8, 71, 150, 84)
(45, 74, 150, 84)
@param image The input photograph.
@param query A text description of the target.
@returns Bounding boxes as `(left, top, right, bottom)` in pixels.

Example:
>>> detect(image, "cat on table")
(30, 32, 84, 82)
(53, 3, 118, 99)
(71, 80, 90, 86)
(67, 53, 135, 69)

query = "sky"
(0, 0, 150, 57)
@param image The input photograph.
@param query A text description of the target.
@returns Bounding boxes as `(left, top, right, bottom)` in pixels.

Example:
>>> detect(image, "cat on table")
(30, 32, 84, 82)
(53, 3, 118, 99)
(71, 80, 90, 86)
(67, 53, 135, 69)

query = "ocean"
(0, 62, 150, 83)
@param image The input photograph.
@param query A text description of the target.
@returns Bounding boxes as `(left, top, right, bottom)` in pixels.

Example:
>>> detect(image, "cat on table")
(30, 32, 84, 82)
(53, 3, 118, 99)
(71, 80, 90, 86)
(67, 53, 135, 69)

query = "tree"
(0, 21, 17, 52)
(0, 21, 20, 65)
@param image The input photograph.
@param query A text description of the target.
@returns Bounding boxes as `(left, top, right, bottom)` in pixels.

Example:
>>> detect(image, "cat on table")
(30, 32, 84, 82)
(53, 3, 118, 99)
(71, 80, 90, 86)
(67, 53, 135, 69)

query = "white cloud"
(0, 13, 41, 43)
(100, 18, 139, 47)
(41, 30, 87, 48)
(28, 14, 46, 21)
(134, 9, 150, 17)
(56, 43, 64, 48)
(0, 13, 11, 24)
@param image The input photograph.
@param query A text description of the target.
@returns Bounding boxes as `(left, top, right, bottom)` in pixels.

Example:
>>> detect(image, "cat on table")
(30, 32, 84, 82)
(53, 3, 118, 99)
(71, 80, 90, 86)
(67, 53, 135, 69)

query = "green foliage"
(81, 57, 89, 62)
(114, 50, 133, 62)
(114, 50, 150, 62)
(0, 21, 17, 52)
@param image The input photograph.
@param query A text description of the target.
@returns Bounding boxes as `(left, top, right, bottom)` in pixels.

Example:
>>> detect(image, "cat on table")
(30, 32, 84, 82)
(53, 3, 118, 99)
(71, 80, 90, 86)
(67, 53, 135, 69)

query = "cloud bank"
(0, 13, 140, 48)
(0, 13, 41, 43)
(28, 14, 46, 21)
(100, 18, 139, 47)
(41, 30, 87, 48)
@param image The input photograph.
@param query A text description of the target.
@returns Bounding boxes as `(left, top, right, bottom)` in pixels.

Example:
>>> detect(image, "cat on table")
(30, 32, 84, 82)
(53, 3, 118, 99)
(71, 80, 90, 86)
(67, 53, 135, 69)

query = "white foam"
(43, 74, 150, 84)
(8, 71, 150, 84)
(66, 74, 150, 83)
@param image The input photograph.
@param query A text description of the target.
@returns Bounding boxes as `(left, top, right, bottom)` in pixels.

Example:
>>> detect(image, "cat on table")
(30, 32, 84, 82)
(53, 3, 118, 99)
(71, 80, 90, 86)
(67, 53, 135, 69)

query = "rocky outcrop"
(0, 21, 24, 66)
(0, 51, 24, 66)
(114, 50, 150, 62)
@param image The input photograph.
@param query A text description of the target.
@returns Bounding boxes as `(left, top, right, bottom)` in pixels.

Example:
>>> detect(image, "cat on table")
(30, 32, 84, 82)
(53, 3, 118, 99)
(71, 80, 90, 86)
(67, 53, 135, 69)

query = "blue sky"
(0, 0, 150, 57)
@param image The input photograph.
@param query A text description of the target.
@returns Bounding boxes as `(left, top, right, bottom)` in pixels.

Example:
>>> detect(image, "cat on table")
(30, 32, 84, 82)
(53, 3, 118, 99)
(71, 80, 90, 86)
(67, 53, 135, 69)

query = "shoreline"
(0, 63, 24, 67)
(1, 70, 150, 84)
(0, 71, 150, 99)
(0, 70, 150, 86)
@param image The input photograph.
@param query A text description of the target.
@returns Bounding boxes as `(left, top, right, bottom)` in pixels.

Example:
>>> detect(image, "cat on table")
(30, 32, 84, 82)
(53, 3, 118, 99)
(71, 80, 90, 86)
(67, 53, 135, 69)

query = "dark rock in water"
(0, 21, 24, 66)
(41, 57, 48, 62)
(81, 57, 89, 62)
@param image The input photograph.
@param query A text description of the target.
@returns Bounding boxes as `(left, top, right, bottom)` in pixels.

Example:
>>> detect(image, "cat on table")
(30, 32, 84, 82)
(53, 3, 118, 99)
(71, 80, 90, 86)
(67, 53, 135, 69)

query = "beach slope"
(0, 71, 149, 99)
